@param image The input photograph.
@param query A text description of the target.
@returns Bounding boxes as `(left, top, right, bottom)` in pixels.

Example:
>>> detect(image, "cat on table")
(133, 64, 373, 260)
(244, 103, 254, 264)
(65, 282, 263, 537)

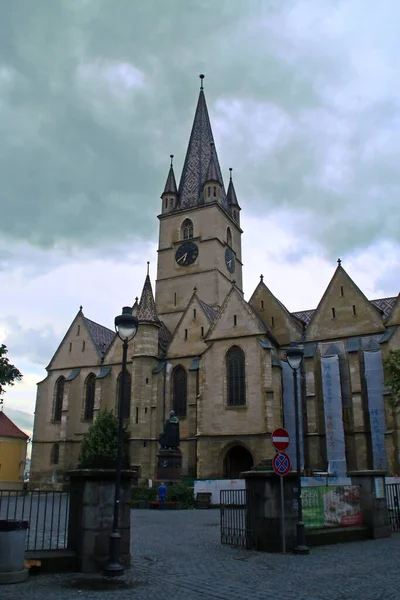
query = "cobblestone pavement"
(1, 509, 399, 600)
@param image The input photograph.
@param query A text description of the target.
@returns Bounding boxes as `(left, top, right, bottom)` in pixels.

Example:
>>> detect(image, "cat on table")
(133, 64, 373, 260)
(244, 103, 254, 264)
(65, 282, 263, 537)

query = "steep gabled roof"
(226, 169, 240, 207)
(292, 296, 398, 326)
(84, 317, 115, 354)
(137, 272, 160, 325)
(197, 298, 219, 322)
(162, 156, 178, 195)
(0, 411, 29, 440)
(177, 77, 227, 210)
(205, 142, 223, 185)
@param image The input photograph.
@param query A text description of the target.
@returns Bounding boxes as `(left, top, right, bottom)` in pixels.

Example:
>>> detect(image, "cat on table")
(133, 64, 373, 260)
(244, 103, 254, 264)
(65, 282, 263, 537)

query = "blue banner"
(281, 361, 304, 470)
(321, 356, 347, 476)
(364, 350, 387, 471)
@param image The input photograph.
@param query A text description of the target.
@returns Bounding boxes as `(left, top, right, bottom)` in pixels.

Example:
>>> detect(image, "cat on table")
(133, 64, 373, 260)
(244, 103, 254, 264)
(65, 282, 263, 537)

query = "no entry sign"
(271, 428, 290, 451)
(273, 452, 291, 477)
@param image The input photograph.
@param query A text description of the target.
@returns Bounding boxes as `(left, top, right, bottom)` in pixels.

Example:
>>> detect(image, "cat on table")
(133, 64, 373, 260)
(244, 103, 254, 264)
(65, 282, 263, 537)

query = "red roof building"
(0, 411, 29, 440)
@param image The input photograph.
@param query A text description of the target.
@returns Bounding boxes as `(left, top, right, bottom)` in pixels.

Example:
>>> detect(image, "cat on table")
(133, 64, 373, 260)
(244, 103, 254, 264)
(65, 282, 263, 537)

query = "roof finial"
(147, 261, 150, 276)
(79, 305, 83, 311)
(229, 167, 233, 181)
(199, 74, 205, 90)
(170, 154, 174, 167)
(337, 258, 342, 267)
(135, 296, 139, 303)
(193, 286, 197, 292)
(260, 274, 264, 282)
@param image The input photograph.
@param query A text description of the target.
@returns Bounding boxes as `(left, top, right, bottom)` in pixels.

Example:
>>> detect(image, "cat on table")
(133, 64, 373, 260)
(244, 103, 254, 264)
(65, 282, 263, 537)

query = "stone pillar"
(348, 470, 390, 539)
(67, 470, 134, 573)
(242, 469, 298, 552)
(156, 449, 182, 483)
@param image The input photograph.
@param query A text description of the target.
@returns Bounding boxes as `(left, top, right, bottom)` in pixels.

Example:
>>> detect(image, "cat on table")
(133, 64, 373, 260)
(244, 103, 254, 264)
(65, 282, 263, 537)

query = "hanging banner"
(321, 356, 347, 475)
(364, 350, 387, 471)
(303, 485, 362, 528)
(281, 361, 304, 470)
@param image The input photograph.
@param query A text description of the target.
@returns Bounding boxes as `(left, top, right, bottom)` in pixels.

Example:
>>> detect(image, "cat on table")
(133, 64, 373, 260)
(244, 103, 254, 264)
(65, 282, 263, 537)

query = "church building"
(30, 77, 400, 487)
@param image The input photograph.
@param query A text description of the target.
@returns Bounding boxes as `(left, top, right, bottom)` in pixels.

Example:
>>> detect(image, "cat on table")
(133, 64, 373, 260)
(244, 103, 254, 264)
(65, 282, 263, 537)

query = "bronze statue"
(159, 410, 180, 450)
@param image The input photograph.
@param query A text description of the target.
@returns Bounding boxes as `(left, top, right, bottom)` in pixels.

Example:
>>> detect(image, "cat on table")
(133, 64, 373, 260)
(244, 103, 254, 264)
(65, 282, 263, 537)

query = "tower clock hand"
(177, 253, 188, 264)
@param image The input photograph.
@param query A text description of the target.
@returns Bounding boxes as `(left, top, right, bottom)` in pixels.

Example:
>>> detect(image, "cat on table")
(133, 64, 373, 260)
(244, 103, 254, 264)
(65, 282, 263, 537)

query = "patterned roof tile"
(84, 317, 115, 354)
(162, 164, 178, 195)
(198, 298, 219, 322)
(159, 321, 172, 351)
(137, 275, 159, 324)
(292, 296, 398, 326)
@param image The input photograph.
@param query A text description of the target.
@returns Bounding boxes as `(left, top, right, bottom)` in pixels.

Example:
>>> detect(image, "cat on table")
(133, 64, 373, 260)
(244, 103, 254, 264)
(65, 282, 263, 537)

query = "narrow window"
(69, 342, 72, 352)
(233, 210, 237, 220)
(340, 285, 344, 297)
(170, 197, 174, 208)
(226, 346, 246, 406)
(261, 300, 264, 310)
(174, 292, 177, 306)
(213, 186, 216, 197)
(50, 443, 59, 465)
(233, 315, 237, 327)
(227, 227, 232, 247)
(201, 326, 204, 337)
(193, 309, 196, 320)
(173, 366, 187, 417)
(271, 316, 275, 328)
(185, 328, 188, 340)
(135, 406, 139, 424)
(82, 341, 85, 352)
(77, 325, 80, 336)
(145, 407, 148, 414)
(143, 440, 147, 448)
(352, 304, 356, 316)
(84, 374, 96, 421)
(181, 218, 194, 240)
(208, 186, 211, 198)
(146, 377, 149, 384)
(332, 307, 336, 319)
(117, 371, 131, 419)
(53, 377, 65, 422)
(165, 198, 168, 209)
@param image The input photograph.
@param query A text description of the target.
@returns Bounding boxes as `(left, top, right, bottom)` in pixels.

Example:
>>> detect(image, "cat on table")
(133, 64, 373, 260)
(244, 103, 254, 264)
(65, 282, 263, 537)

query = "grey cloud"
(3, 317, 60, 365)
(2, 407, 33, 437)
(0, 0, 399, 259)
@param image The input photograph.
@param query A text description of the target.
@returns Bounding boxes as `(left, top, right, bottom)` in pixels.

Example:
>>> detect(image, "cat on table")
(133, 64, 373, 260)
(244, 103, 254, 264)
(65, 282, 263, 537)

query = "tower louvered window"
(117, 371, 132, 419)
(226, 346, 246, 406)
(54, 377, 65, 422)
(173, 366, 187, 417)
(84, 374, 96, 421)
(181, 218, 194, 240)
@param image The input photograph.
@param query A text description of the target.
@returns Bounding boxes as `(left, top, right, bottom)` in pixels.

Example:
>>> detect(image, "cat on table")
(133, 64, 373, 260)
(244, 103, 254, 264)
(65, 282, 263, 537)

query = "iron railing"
(303, 485, 362, 529)
(220, 489, 256, 549)
(386, 484, 400, 532)
(0, 489, 70, 551)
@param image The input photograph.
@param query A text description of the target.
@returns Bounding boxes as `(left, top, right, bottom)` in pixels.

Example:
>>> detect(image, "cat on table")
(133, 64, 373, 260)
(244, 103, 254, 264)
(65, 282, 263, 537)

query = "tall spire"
(226, 168, 240, 207)
(137, 267, 160, 324)
(177, 75, 226, 209)
(205, 142, 223, 184)
(162, 154, 178, 195)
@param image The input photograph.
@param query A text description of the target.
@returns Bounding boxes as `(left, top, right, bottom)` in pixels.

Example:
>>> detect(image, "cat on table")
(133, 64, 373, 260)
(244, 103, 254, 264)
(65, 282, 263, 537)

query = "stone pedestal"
(348, 470, 390, 539)
(67, 469, 134, 573)
(242, 469, 298, 552)
(156, 449, 182, 482)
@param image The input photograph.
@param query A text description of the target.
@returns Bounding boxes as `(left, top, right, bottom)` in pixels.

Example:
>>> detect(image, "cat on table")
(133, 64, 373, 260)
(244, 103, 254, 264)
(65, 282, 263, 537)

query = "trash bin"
(0, 520, 29, 584)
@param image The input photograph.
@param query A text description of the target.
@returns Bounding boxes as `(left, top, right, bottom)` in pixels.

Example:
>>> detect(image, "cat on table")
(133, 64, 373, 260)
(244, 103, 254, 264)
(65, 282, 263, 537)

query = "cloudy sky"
(1, 0, 400, 438)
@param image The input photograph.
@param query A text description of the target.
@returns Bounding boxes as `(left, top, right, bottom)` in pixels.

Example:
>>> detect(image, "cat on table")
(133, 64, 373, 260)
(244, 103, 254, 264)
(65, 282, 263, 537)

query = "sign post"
(272, 429, 291, 554)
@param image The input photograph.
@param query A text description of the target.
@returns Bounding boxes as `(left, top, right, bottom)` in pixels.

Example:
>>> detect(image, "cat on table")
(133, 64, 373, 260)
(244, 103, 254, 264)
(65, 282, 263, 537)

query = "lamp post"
(286, 345, 309, 555)
(104, 306, 139, 577)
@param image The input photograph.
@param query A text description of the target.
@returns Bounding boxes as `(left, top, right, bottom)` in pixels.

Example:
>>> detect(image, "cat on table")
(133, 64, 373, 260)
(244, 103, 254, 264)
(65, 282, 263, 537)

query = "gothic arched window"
(173, 366, 187, 417)
(117, 371, 132, 419)
(50, 443, 59, 465)
(226, 346, 246, 406)
(53, 377, 65, 422)
(227, 227, 232, 247)
(181, 218, 194, 240)
(84, 374, 96, 421)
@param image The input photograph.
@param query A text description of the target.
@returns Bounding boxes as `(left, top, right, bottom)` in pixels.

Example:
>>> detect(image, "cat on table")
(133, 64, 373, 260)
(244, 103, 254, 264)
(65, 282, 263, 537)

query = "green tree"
(78, 408, 130, 469)
(0, 344, 22, 396)
(383, 350, 400, 408)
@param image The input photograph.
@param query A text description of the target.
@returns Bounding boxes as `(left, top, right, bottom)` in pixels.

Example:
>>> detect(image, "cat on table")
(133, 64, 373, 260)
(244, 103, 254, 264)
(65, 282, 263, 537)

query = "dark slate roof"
(162, 164, 178, 195)
(0, 411, 29, 439)
(198, 298, 219, 322)
(159, 321, 172, 350)
(177, 88, 227, 210)
(84, 317, 115, 353)
(137, 275, 159, 324)
(226, 174, 239, 207)
(292, 296, 398, 326)
(205, 142, 223, 184)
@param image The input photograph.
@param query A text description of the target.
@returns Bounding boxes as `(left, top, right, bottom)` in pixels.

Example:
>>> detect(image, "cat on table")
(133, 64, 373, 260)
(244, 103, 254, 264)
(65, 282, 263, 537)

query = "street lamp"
(104, 306, 139, 577)
(286, 344, 309, 555)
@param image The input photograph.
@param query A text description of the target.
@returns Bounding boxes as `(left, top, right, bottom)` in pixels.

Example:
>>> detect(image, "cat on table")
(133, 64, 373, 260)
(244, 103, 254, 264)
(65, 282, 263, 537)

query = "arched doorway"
(223, 445, 254, 479)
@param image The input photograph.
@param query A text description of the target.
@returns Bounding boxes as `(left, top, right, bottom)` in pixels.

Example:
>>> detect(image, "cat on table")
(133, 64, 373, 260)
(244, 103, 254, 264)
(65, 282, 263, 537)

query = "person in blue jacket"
(158, 482, 167, 508)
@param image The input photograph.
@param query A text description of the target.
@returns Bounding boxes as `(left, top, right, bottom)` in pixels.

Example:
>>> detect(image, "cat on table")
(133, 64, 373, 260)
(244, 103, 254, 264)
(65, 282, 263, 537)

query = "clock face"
(175, 241, 199, 267)
(225, 247, 235, 273)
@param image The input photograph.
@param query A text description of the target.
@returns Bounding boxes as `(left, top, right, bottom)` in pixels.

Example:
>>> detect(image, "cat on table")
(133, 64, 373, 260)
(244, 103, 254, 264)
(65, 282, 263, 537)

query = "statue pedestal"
(156, 449, 182, 482)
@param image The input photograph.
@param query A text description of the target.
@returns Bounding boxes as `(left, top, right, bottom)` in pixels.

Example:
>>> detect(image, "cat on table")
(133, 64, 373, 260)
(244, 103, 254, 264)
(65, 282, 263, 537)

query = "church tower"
(156, 75, 243, 333)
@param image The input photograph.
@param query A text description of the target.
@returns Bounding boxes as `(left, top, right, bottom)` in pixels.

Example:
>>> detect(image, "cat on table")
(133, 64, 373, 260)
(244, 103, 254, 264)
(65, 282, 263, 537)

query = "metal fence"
(386, 484, 400, 532)
(303, 485, 362, 529)
(0, 489, 70, 551)
(220, 489, 256, 549)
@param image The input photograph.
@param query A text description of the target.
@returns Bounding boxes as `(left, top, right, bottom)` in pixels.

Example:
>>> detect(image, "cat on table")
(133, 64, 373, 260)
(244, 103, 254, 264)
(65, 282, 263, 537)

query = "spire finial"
(260, 274, 264, 282)
(170, 154, 174, 167)
(337, 258, 342, 267)
(147, 261, 150, 276)
(135, 296, 138, 303)
(79, 305, 83, 311)
(199, 74, 205, 89)
(229, 167, 233, 181)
